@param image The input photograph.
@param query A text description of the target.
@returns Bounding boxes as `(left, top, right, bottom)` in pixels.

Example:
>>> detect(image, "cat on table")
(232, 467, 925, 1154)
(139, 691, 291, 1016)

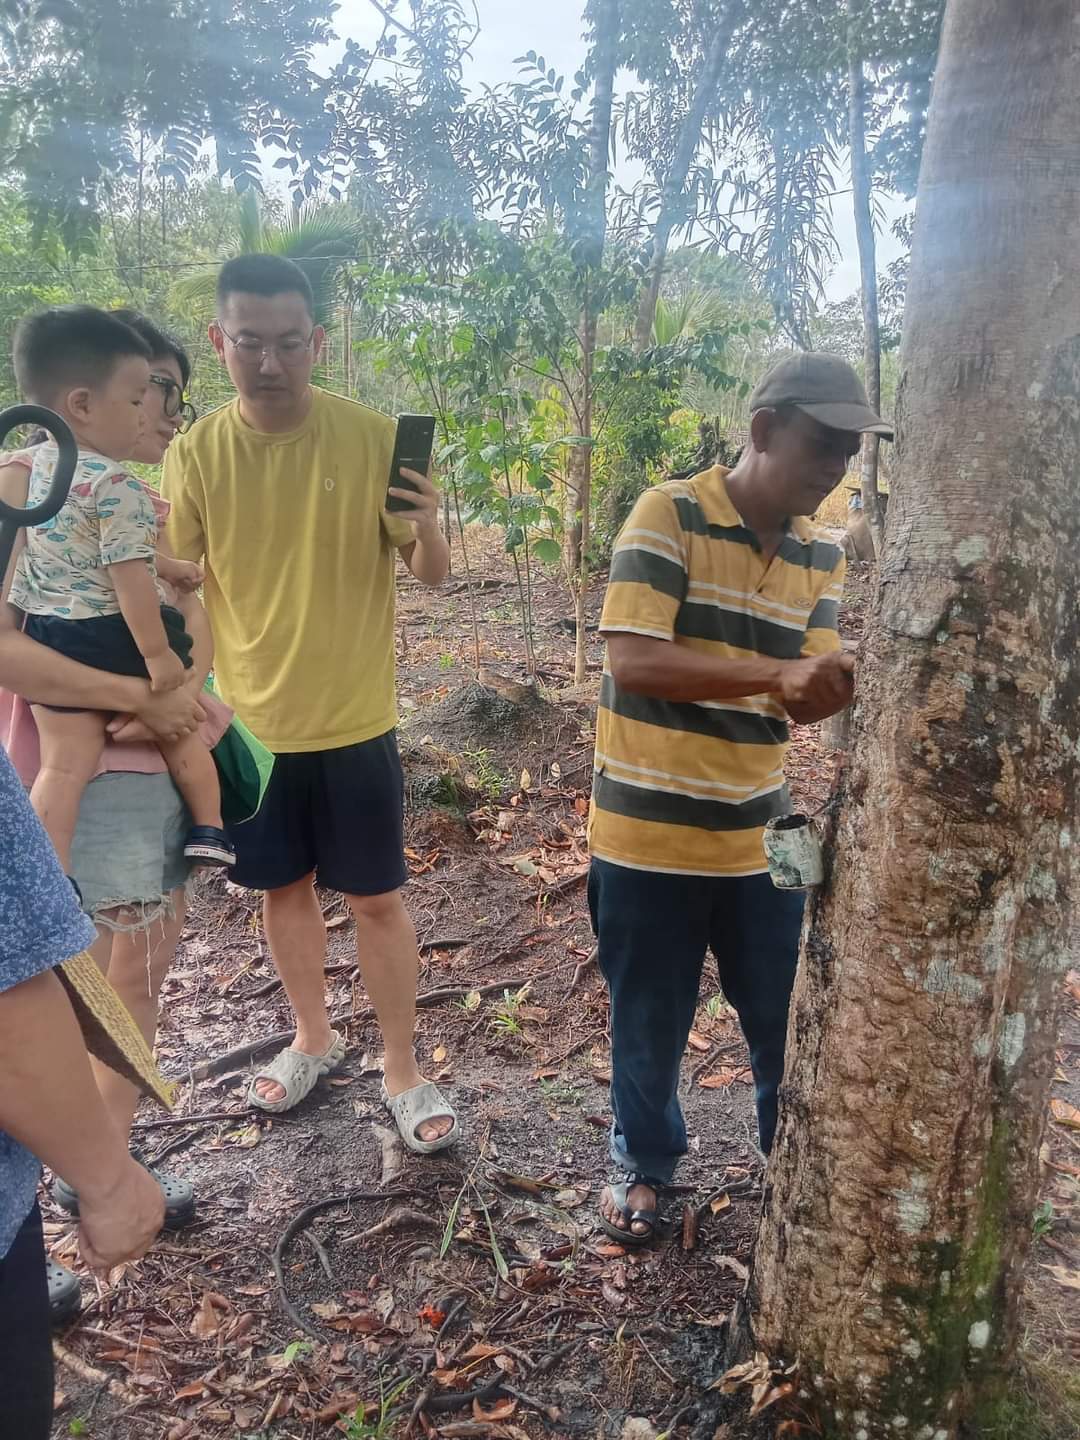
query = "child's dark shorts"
(24, 606, 193, 711)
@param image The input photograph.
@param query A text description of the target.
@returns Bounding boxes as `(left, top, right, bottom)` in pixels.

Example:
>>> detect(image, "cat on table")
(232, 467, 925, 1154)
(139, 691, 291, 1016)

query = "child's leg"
(158, 733, 224, 830)
(29, 708, 108, 872)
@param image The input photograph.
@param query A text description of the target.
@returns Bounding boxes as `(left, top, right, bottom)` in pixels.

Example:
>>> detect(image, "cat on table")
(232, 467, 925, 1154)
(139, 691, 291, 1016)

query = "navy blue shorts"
(227, 730, 408, 897)
(24, 607, 193, 712)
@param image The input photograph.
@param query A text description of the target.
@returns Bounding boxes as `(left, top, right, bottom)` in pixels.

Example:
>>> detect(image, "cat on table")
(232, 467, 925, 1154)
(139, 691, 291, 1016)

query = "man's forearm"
(0, 623, 149, 711)
(402, 527, 450, 587)
(0, 970, 131, 1201)
(607, 633, 783, 703)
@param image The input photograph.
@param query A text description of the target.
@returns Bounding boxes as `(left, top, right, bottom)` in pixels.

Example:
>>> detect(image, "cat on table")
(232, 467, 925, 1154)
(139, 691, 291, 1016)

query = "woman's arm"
(0, 968, 165, 1269)
(0, 610, 202, 739)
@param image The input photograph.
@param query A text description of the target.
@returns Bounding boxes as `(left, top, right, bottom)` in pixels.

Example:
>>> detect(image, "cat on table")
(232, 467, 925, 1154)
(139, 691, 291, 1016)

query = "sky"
(319, 0, 907, 304)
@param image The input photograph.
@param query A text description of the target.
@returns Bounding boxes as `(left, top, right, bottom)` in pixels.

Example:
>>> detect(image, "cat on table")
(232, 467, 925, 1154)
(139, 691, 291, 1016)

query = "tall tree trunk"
(746, 3, 1080, 1437)
(631, 1, 742, 352)
(563, 0, 618, 585)
(848, 33, 885, 557)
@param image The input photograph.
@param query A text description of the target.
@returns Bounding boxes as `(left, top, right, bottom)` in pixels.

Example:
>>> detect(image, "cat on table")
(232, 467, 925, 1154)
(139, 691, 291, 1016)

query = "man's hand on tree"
(778, 652, 855, 723)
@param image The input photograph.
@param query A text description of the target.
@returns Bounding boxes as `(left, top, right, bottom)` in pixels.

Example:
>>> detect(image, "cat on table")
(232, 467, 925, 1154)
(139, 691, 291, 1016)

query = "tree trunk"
(848, 35, 885, 557)
(631, 2, 742, 352)
(564, 0, 618, 579)
(747, 3, 1080, 1437)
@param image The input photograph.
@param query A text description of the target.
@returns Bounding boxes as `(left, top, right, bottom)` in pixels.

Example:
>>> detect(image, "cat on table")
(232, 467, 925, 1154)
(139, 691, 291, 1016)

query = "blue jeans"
(588, 858, 804, 1182)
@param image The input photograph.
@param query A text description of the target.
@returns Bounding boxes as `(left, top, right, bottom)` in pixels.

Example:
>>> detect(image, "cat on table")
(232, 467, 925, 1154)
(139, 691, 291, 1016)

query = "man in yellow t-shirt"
(591, 353, 889, 1244)
(162, 255, 457, 1152)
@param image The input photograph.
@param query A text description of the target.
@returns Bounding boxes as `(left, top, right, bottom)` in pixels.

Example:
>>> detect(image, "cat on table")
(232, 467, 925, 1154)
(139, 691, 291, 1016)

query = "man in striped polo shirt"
(590, 353, 891, 1243)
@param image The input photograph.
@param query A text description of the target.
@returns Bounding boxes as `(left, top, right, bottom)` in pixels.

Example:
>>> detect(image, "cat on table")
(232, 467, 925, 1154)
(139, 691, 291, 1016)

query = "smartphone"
(386, 413, 436, 513)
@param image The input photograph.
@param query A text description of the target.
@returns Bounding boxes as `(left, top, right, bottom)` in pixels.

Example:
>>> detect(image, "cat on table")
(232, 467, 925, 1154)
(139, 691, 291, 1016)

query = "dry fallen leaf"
(310, 1300, 342, 1320)
(687, 1030, 712, 1053)
(191, 1293, 220, 1339)
(173, 1381, 207, 1401)
(433, 1045, 448, 1064)
(461, 1342, 502, 1361)
(710, 1193, 732, 1214)
(225, 1123, 261, 1149)
(699, 1069, 736, 1089)
(750, 1382, 796, 1418)
(1051, 1098, 1080, 1130)
(1042, 1264, 1080, 1291)
(519, 769, 532, 792)
(474, 1396, 518, 1423)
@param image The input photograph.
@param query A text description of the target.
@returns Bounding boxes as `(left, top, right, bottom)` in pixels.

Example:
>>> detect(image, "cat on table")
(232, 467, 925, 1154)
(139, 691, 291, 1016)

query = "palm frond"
(167, 198, 365, 327)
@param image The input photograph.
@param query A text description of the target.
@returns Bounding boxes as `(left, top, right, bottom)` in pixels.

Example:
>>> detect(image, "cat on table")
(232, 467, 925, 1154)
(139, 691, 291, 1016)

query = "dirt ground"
(45, 535, 1080, 1440)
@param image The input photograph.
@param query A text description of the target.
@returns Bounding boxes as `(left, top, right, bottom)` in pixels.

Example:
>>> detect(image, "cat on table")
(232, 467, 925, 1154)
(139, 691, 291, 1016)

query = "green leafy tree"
(0, 0, 336, 246)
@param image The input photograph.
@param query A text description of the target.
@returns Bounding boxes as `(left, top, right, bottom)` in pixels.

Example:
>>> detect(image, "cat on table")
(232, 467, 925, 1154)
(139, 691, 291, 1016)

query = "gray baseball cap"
(749, 352, 893, 439)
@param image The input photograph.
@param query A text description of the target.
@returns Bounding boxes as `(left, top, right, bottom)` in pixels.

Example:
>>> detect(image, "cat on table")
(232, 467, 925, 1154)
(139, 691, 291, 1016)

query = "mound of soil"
(400, 679, 591, 809)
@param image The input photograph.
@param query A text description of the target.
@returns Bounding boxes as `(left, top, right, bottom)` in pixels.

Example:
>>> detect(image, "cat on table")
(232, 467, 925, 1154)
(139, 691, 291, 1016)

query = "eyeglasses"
(216, 322, 317, 366)
(149, 375, 197, 433)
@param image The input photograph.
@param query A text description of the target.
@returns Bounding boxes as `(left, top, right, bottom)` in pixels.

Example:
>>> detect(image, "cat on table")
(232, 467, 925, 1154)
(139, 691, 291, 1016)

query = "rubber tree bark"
(631, 1, 744, 353)
(746, 3, 1080, 1436)
(848, 29, 885, 557)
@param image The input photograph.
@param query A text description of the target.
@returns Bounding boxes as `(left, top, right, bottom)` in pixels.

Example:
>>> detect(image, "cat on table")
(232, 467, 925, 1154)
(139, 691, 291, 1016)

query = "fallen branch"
(148, 1124, 208, 1167)
(191, 977, 529, 1080)
(532, 1336, 586, 1374)
(53, 1339, 143, 1406)
(130, 1109, 248, 1131)
(272, 1188, 416, 1338)
(230, 960, 355, 1002)
(563, 945, 598, 1000)
(373, 1122, 405, 1187)
(425, 1371, 511, 1414)
(542, 1026, 607, 1070)
(343, 1206, 440, 1243)
(232, 935, 472, 1002)
(681, 1204, 699, 1252)
(304, 1229, 334, 1282)
(502, 1382, 561, 1423)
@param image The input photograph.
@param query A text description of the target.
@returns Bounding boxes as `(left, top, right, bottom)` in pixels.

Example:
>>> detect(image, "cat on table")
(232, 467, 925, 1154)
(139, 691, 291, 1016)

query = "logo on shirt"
(324, 477, 336, 493)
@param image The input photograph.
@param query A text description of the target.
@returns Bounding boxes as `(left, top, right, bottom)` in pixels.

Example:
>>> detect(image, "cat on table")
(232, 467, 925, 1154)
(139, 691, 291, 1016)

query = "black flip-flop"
(598, 1173, 664, 1247)
(52, 1156, 196, 1231)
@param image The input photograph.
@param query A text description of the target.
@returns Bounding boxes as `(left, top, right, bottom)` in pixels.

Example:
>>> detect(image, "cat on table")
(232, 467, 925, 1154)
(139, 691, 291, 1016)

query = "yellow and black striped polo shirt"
(588, 466, 845, 877)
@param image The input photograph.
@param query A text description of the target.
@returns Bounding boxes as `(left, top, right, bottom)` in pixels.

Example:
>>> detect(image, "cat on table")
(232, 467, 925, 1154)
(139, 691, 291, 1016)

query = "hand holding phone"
(386, 414, 436, 514)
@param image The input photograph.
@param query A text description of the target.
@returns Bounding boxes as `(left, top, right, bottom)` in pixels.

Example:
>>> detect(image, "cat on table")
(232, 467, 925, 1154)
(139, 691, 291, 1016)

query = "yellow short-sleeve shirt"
(162, 388, 413, 753)
(589, 467, 845, 877)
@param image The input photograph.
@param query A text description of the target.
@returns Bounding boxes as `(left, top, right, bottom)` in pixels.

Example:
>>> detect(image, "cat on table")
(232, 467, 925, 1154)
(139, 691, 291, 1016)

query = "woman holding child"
(0, 306, 223, 1321)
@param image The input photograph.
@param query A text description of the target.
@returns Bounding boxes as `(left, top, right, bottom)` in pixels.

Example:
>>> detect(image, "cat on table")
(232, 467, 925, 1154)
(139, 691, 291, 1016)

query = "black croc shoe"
(53, 1158, 196, 1232)
(47, 1258, 82, 1326)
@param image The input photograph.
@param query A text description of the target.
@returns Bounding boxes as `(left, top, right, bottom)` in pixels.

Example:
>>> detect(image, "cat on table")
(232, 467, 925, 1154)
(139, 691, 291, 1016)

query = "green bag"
(204, 679, 274, 825)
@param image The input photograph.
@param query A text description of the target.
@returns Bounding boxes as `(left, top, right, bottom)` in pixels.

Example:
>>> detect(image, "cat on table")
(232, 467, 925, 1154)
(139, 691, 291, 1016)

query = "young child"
(0, 304, 234, 874)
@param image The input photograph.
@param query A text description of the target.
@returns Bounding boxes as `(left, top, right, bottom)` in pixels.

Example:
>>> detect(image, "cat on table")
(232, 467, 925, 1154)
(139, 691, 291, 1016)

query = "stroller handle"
(0, 405, 78, 578)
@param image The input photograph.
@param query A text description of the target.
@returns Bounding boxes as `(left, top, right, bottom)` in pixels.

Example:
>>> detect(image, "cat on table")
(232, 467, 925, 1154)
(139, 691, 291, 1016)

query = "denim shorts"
(69, 772, 190, 926)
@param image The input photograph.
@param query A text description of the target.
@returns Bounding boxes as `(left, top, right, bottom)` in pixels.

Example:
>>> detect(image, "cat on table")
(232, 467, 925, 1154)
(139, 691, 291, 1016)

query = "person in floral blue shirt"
(0, 742, 165, 1438)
